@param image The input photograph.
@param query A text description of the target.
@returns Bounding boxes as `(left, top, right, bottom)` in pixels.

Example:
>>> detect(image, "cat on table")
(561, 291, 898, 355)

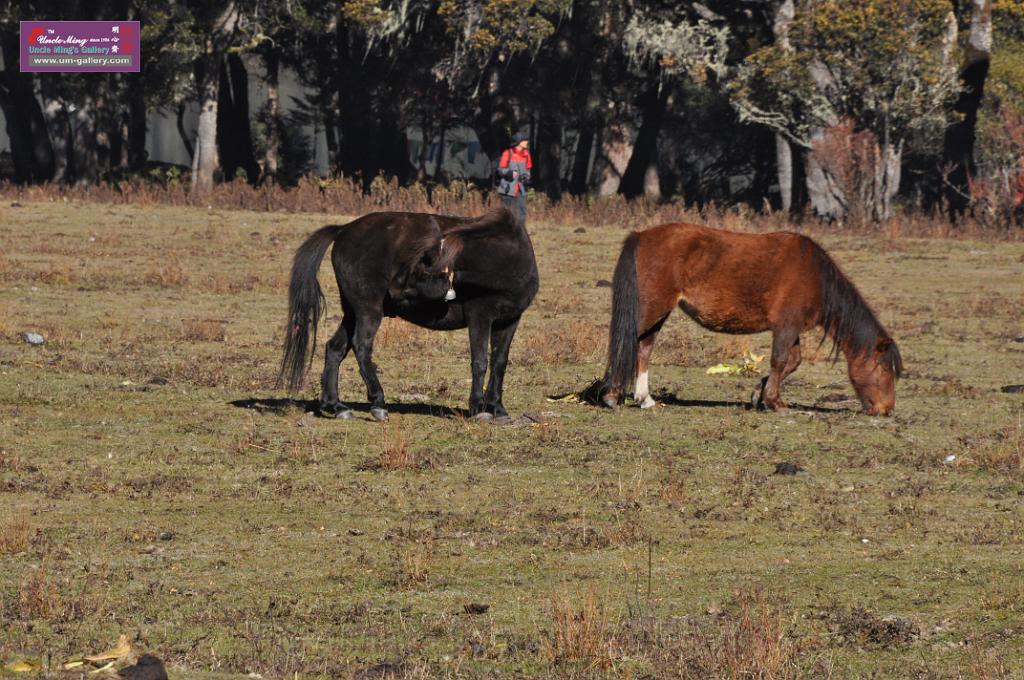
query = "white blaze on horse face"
(444, 268, 456, 301)
(635, 371, 655, 409)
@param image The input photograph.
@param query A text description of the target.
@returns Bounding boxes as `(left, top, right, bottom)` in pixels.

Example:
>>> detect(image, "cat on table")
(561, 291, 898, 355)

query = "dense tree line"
(1, 0, 1023, 225)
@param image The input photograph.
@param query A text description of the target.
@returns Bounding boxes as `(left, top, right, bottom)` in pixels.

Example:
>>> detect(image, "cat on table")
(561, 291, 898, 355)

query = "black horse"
(280, 207, 538, 422)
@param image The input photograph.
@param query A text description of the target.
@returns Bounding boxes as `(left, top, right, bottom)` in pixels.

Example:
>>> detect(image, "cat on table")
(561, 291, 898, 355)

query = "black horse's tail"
(279, 224, 344, 392)
(601, 233, 641, 402)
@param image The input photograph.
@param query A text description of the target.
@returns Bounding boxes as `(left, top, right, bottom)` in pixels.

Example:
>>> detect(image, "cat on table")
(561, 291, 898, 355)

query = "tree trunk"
(805, 61, 841, 220)
(73, 95, 98, 186)
(95, 87, 113, 180)
(262, 48, 280, 184)
(176, 103, 194, 160)
(108, 78, 130, 175)
(535, 114, 562, 200)
(472, 62, 512, 160)
(0, 31, 53, 183)
(568, 127, 594, 196)
(805, 130, 845, 223)
(216, 54, 259, 183)
(417, 111, 431, 182)
(193, 49, 220, 195)
(874, 114, 902, 222)
(433, 124, 446, 182)
(619, 87, 667, 200)
(776, 137, 793, 212)
(943, 0, 991, 220)
(190, 3, 237, 196)
(128, 72, 147, 172)
(876, 142, 902, 222)
(596, 123, 632, 197)
(40, 83, 71, 184)
(773, 0, 796, 212)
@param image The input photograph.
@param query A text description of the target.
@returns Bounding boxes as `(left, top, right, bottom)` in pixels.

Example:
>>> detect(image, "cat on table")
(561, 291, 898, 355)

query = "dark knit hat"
(511, 132, 528, 145)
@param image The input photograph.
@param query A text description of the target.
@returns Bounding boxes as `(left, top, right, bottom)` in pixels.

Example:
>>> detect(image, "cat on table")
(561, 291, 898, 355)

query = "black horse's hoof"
(370, 407, 389, 422)
(323, 404, 354, 419)
(472, 412, 494, 423)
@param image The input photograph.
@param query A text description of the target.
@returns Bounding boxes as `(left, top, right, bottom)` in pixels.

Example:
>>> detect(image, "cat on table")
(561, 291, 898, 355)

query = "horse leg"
(467, 309, 493, 420)
(634, 319, 667, 409)
(319, 313, 356, 419)
(780, 337, 802, 383)
(759, 331, 799, 411)
(484, 315, 521, 421)
(351, 310, 388, 421)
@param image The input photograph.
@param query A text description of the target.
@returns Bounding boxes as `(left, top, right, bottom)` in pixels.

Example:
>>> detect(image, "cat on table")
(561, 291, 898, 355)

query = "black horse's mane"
(434, 207, 517, 271)
(804, 236, 903, 377)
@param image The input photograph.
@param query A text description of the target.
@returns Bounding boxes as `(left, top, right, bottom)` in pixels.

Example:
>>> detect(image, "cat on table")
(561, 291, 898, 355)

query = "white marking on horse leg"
(635, 370, 655, 408)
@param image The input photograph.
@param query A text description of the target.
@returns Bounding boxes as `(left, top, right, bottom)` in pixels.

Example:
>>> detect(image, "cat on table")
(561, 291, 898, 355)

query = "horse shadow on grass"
(228, 397, 468, 419)
(652, 390, 846, 415)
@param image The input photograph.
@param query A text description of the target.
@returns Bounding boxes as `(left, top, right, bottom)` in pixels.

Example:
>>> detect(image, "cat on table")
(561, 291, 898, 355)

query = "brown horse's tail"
(279, 224, 345, 392)
(601, 232, 641, 402)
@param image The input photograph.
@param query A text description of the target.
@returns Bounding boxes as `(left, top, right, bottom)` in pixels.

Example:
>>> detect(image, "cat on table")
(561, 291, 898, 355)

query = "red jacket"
(498, 148, 532, 197)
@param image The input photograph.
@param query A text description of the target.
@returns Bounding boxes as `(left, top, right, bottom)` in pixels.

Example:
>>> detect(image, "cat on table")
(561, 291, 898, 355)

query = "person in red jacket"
(496, 132, 532, 227)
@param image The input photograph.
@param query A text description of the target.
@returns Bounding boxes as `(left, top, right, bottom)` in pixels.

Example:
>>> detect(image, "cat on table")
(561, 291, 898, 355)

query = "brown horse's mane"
(803, 236, 903, 377)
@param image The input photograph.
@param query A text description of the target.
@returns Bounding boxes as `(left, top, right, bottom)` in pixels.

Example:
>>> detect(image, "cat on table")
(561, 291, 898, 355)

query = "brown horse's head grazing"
(811, 240, 904, 416)
(846, 336, 902, 416)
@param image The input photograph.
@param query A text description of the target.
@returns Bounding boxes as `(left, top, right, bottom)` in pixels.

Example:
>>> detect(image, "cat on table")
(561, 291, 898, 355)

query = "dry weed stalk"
(378, 418, 416, 471)
(544, 586, 616, 671)
(402, 537, 434, 586)
(19, 558, 62, 619)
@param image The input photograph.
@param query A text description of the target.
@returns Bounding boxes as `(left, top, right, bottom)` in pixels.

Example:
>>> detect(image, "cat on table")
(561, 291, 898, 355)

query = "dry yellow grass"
(0, 511, 32, 555)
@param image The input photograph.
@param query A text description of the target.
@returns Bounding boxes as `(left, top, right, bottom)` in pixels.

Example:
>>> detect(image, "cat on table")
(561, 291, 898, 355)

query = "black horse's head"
(411, 244, 455, 300)
(400, 240, 456, 302)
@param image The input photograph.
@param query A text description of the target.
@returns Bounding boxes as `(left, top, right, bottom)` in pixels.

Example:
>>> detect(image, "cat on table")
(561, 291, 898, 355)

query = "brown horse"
(600, 223, 903, 415)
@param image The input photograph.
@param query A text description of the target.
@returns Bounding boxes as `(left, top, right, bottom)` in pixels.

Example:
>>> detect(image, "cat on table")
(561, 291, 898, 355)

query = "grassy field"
(0, 201, 1022, 679)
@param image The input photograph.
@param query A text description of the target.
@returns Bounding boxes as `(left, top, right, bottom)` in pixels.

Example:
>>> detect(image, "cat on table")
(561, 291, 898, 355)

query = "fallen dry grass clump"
(0, 511, 32, 555)
(180, 318, 228, 343)
(613, 589, 823, 679)
(670, 590, 815, 679)
(143, 255, 188, 287)
(828, 605, 920, 648)
(967, 422, 1024, 476)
